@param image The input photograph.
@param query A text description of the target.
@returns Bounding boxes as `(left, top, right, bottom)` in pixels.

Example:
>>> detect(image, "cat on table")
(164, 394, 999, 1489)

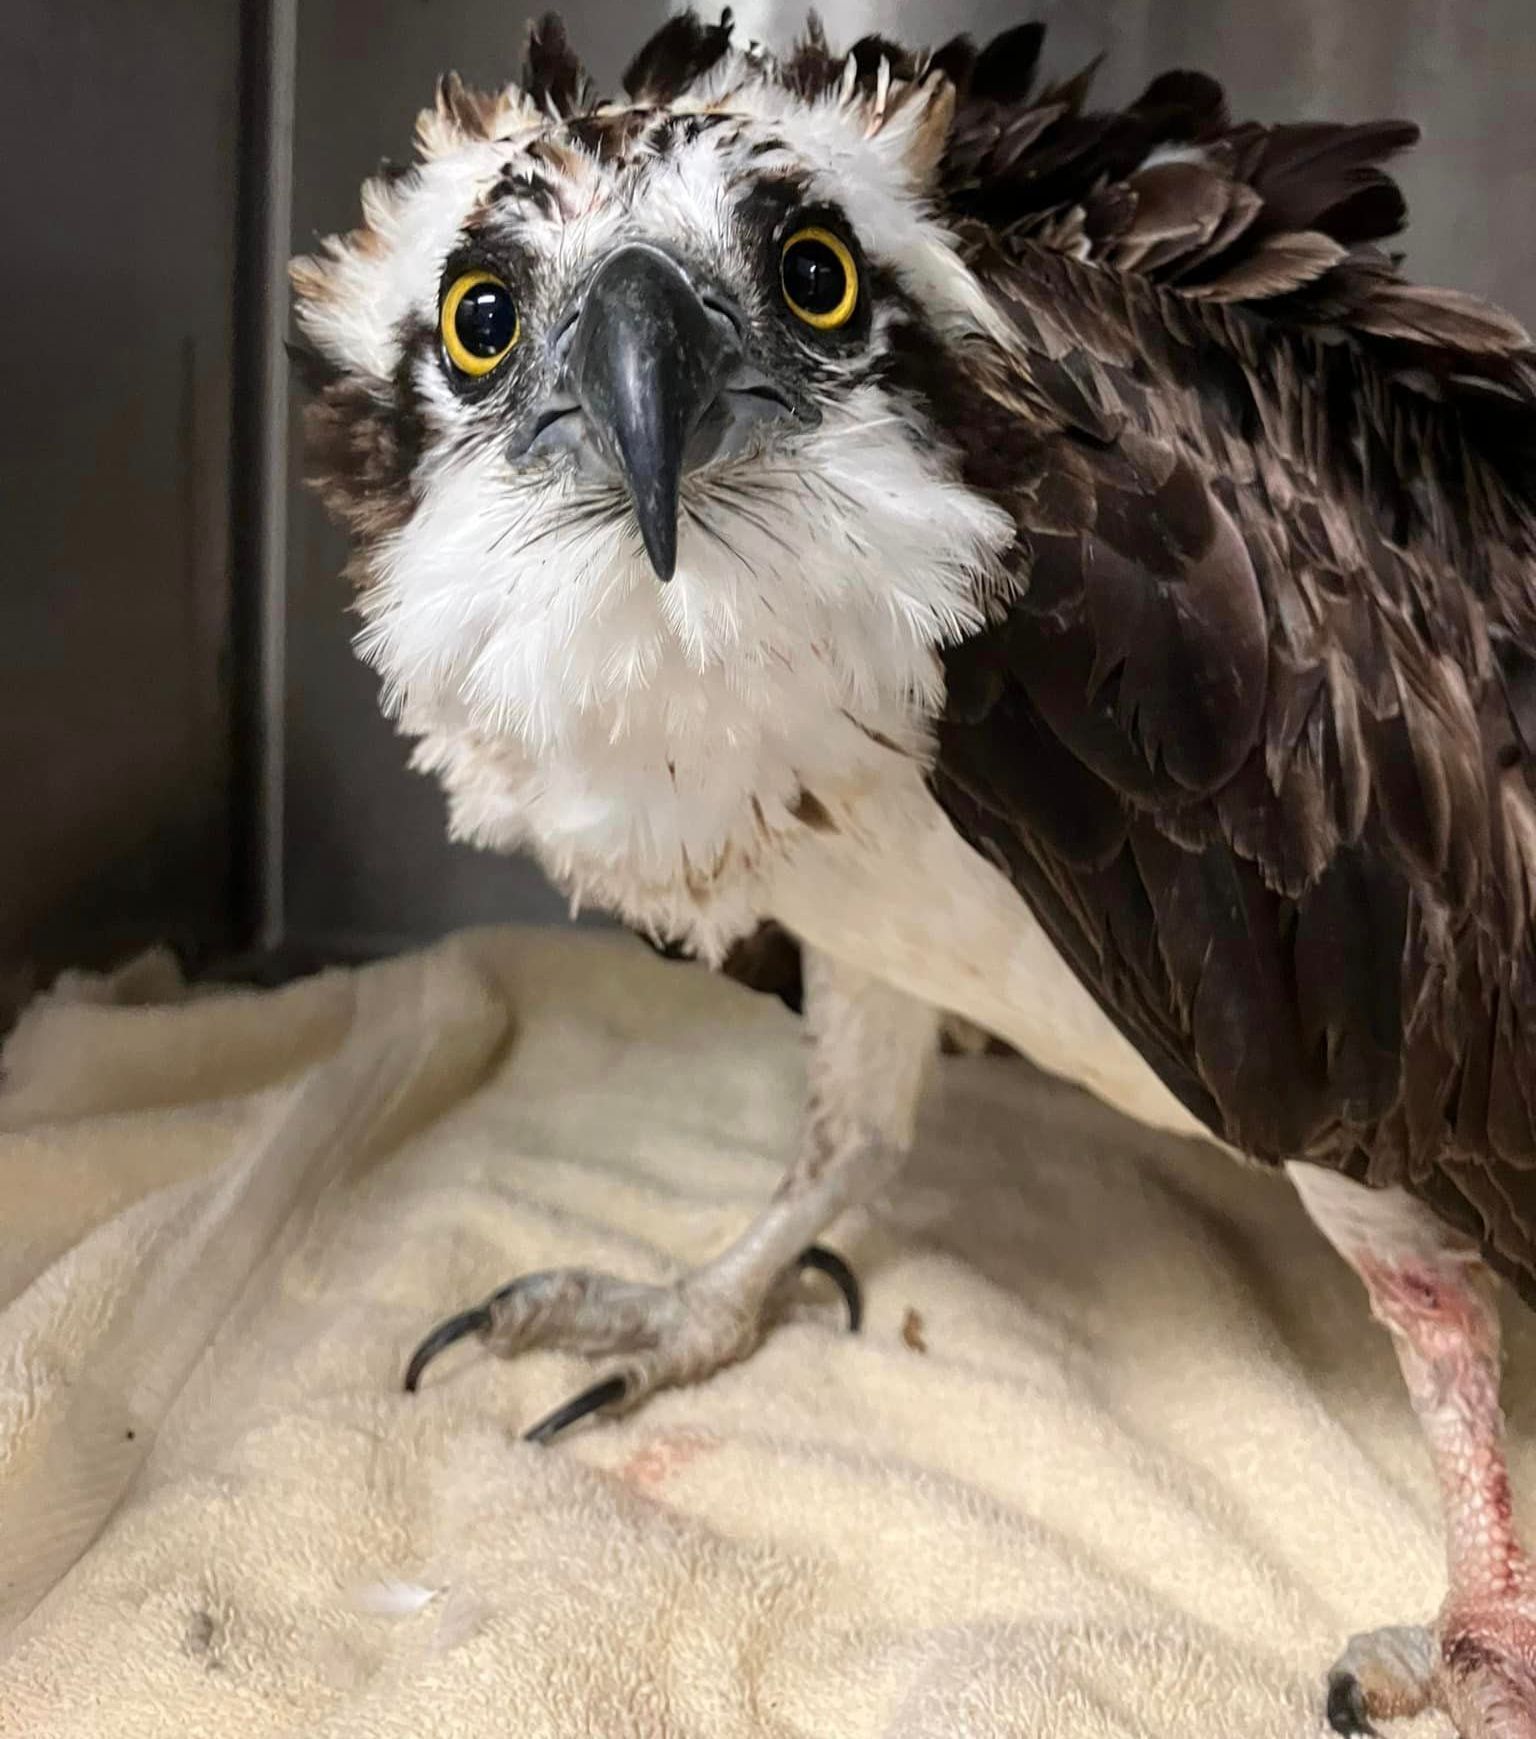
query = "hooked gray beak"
(515, 243, 802, 582)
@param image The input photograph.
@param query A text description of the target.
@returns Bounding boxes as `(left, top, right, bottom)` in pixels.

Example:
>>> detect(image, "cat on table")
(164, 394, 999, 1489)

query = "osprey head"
(291, 13, 1010, 750)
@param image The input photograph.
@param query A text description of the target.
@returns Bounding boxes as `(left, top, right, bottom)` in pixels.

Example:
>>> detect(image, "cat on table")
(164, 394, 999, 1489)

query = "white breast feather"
(367, 381, 1011, 953)
(771, 765, 1214, 1142)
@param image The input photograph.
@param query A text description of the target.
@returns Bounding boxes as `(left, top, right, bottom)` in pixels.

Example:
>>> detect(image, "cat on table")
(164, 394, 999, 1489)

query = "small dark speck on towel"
(184, 1607, 225, 1668)
(901, 1308, 928, 1354)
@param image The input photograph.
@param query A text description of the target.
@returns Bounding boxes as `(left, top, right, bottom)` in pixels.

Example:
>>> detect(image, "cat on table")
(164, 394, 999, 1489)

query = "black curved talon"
(1325, 1672, 1378, 1738)
(796, 1245, 862, 1332)
(402, 1304, 494, 1393)
(523, 1373, 631, 1445)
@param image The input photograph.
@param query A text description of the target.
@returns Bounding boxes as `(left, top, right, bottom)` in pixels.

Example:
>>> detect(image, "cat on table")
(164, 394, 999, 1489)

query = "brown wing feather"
(911, 235, 1536, 1302)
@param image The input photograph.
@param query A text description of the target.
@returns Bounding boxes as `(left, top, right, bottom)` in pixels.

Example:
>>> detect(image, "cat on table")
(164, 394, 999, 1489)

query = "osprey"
(292, 13, 1536, 1733)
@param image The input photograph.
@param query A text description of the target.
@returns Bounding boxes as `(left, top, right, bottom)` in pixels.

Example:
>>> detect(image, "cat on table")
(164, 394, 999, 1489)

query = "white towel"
(1, 924, 1510, 1736)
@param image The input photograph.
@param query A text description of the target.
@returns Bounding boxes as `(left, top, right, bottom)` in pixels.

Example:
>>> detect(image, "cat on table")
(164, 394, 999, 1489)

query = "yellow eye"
(440, 270, 520, 376)
(780, 227, 859, 331)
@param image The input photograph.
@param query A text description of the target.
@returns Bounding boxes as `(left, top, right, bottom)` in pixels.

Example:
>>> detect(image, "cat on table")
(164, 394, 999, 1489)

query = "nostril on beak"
(548, 302, 583, 365)
(700, 290, 747, 344)
(528, 403, 573, 441)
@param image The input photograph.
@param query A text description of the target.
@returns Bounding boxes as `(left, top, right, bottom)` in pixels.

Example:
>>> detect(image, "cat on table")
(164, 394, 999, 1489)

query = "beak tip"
(640, 521, 678, 584)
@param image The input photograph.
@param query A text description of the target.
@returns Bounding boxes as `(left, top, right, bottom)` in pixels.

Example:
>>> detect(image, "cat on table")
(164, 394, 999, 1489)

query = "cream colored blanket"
(0, 926, 1523, 1737)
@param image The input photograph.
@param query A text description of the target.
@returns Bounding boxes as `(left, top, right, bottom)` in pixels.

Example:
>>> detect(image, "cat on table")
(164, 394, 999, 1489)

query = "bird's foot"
(1326, 1625, 1435, 1734)
(1327, 1595, 1536, 1738)
(403, 1245, 860, 1441)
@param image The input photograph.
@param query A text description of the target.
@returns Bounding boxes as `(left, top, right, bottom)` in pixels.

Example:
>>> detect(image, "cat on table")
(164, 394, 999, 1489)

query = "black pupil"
(454, 282, 516, 359)
(783, 238, 849, 317)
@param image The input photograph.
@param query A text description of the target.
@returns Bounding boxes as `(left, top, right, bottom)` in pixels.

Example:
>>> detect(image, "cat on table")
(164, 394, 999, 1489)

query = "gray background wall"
(0, 1, 243, 996)
(4, 0, 1534, 986)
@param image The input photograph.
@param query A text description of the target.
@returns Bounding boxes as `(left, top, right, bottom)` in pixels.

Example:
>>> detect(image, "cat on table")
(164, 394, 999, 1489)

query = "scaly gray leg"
(406, 946, 938, 1441)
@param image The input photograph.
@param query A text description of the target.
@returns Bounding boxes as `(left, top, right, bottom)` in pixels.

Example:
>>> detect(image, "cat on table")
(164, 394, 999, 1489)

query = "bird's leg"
(1289, 1163, 1536, 1738)
(406, 946, 938, 1441)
